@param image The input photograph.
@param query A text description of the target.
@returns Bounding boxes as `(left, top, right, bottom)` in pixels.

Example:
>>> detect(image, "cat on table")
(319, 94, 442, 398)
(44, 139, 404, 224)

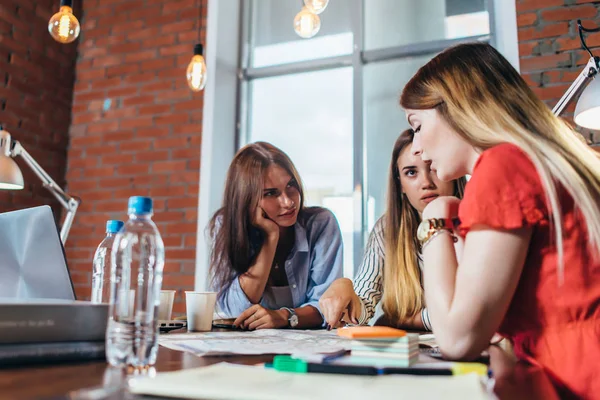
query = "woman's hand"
(319, 278, 362, 328)
(233, 304, 289, 330)
(422, 196, 461, 220)
(252, 207, 280, 240)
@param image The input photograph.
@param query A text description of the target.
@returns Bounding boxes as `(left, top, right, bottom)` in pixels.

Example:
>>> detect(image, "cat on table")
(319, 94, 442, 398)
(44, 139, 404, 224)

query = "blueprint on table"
(158, 329, 351, 357)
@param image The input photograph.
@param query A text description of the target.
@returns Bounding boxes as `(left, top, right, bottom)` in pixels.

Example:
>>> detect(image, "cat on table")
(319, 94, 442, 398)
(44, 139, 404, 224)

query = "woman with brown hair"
(401, 42, 600, 398)
(319, 129, 466, 329)
(209, 141, 343, 330)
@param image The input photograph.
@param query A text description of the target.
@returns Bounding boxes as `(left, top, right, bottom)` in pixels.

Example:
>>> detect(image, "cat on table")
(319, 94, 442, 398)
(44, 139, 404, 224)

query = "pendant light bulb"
(187, 44, 207, 92)
(303, 0, 329, 15)
(294, 6, 321, 39)
(48, 0, 80, 44)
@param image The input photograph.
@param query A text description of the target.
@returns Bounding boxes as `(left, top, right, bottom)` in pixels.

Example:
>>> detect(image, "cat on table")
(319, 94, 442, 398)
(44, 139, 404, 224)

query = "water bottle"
(91, 220, 124, 304)
(106, 196, 165, 370)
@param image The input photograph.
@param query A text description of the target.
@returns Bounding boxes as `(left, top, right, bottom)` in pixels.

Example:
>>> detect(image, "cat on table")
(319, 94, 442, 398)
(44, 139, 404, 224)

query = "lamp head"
(574, 70, 600, 130)
(0, 128, 24, 190)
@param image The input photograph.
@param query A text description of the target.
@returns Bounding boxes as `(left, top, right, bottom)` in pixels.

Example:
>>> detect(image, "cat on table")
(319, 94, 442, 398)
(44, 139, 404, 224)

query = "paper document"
(129, 362, 489, 400)
(159, 329, 351, 357)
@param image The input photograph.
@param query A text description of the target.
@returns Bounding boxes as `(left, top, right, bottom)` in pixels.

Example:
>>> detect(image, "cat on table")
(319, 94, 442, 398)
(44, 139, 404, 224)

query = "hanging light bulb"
(187, 44, 207, 92)
(294, 6, 321, 39)
(303, 0, 329, 15)
(48, 0, 80, 44)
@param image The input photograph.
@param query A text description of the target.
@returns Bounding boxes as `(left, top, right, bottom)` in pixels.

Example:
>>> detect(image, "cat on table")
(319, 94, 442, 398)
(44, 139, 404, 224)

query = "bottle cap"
(128, 196, 153, 215)
(106, 220, 124, 234)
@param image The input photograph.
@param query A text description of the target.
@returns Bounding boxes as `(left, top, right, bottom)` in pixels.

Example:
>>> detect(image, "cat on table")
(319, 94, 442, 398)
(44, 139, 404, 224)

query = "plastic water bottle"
(106, 196, 165, 370)
(91, 220, 124, 304)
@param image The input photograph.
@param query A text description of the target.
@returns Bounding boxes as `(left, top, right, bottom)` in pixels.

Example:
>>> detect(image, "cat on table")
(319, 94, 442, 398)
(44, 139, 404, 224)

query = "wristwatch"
(417, 217, 459, 246)
(281, 307, 299, 328)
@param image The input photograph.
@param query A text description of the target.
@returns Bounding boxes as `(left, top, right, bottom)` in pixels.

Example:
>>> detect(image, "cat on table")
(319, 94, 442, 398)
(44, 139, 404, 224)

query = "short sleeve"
(458, 144, 549, 236)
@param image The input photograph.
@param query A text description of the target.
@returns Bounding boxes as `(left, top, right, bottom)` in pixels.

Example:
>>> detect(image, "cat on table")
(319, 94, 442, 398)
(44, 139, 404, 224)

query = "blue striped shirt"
(213, 207, 343, 325)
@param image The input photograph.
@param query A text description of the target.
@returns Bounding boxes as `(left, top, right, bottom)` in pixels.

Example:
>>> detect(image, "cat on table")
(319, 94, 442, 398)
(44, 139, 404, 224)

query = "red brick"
(519, 41, 538, 57)
(519, 22, 569, 41)
(109, 42, 142, 54)
(141, 58, 175, 71)
(540, 5, 598, 22)
(520, 52, 571, 72)
(155, 113, 190, 125)
(139, 104, 172, 115)
(516, 0, 563, 12)
(125, 50, 158, 63)
(119, 116, 154, 129)
(123, 95, 155, 107)
(120, 140, 152, 152)
(153, 160, 188, 173)
(102, 153, 135, 165)
(117, 164, 150, 176)
(517, 12, 538, 27)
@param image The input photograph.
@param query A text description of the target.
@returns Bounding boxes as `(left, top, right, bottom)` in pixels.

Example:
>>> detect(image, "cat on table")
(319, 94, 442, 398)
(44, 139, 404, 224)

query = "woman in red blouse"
(400, 42, 600, 399)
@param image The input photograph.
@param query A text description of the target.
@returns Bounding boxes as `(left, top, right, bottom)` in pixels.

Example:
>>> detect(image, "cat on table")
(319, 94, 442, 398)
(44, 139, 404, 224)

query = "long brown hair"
(400, 42, 600, 278)
(382, 129, 466, 323)
(208, 142, 305, 295)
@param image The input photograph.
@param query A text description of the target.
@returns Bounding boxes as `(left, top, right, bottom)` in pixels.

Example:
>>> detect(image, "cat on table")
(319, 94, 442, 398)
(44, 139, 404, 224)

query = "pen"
(270, 356, 489, 377)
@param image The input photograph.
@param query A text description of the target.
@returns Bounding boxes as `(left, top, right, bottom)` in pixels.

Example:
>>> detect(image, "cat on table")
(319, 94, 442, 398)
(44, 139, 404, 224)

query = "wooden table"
(0, 336, 560, 399)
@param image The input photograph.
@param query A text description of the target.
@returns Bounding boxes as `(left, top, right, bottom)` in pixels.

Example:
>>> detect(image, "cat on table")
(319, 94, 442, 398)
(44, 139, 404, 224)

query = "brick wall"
(517, 0, 600, 145)
(0, 0, 77, 218)
(67, 0, 206, 313)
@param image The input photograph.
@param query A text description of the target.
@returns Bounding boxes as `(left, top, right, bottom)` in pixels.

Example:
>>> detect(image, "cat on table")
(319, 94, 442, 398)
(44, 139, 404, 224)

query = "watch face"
(289, 314, 299, 328)
(417, 220, 431, 241)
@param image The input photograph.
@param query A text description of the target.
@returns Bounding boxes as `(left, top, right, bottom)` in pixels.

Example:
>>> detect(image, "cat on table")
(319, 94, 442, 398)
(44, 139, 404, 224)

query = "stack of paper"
(337, 327, 419, 367)
(350, 334, 419, 367)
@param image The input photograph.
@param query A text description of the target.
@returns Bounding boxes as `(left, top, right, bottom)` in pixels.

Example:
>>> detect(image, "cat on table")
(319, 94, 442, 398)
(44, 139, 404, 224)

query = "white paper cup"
(185, 291, 217, 332)
(158, 290, 176, 320)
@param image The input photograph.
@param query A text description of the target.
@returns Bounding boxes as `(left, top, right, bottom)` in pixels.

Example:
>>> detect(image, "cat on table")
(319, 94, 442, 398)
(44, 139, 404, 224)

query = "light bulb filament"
(191, 62, 202, 89)
(58, 14, 71, 39)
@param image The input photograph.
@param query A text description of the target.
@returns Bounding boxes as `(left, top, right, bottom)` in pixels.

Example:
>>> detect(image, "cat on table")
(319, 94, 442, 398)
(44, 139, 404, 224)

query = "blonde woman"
(319, 129, 466, 329)
(400, 42, 600, 399)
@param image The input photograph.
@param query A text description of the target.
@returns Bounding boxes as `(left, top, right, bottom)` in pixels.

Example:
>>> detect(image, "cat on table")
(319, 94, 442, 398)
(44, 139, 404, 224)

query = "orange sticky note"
(336, 326, 407, 339)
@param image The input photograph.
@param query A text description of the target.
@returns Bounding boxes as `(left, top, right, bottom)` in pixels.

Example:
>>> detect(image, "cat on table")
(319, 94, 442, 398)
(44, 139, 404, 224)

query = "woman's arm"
(353, 218, 385, 324)
(422, 197, 531, 359)
(237, 234, 278, 304)
(215, 208, 280, 316)
(320, 219, 386, 327)
(301, 210, 344, 327)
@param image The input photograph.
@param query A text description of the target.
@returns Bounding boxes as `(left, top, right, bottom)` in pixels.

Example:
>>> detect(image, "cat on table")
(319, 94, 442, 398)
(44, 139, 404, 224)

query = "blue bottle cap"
(106, 220, 124, 234)
(128, 196, 153, 215)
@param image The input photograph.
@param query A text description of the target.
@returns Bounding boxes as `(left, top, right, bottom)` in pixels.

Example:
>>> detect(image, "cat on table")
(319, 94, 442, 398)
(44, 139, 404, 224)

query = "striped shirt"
(354, 216, 432, 330)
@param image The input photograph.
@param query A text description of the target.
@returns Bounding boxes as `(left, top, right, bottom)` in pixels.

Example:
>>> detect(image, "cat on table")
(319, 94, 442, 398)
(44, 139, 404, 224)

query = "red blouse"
(458, 143, 600, 399)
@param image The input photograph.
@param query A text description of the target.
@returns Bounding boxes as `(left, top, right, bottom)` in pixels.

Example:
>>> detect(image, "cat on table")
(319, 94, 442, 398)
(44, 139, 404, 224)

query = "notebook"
(337, 326, 407, 339)
(128, 363, 489, 400)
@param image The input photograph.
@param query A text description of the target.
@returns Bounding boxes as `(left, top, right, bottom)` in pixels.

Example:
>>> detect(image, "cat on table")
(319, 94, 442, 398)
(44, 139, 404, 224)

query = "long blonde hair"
(382, 129, 466, 324)
(400, 43, 600, 279)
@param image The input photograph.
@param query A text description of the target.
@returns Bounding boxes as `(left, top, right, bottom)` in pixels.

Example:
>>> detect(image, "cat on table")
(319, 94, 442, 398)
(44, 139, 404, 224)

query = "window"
(239, 0, 494, 277)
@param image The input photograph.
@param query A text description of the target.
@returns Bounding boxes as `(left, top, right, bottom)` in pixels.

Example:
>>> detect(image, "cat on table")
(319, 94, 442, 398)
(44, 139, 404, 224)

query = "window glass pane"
(250, 0, 353, 68)
(364, 55, 435, 230)
(248, 68, 355, 277)
(364, 0, 490, 51)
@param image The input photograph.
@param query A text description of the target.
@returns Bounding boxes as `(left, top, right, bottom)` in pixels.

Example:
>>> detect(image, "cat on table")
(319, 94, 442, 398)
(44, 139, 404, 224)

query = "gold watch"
(417, 218, 459, 246)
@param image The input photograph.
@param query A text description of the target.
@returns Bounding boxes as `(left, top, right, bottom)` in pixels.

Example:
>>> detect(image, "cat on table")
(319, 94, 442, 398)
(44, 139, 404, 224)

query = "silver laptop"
(0, 206, 75, 300)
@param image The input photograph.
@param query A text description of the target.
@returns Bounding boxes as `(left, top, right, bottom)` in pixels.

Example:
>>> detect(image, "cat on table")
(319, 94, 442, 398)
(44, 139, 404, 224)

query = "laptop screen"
(0, 206, 75, 300)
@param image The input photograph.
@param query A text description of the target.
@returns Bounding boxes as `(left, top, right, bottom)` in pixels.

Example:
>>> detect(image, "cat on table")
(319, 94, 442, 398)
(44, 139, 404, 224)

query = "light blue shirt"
(214, 207, 343, 324)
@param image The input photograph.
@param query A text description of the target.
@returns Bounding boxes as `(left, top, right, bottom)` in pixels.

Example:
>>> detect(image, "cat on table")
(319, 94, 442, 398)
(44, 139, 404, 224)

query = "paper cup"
(185, 291, 217, 332)
(158, 290, 176, 321)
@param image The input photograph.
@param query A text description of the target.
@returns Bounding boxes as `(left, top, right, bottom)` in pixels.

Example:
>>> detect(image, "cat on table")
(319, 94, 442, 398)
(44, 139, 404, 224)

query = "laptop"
(0, 206, 111, 346)
(0, 206, 75, 300)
